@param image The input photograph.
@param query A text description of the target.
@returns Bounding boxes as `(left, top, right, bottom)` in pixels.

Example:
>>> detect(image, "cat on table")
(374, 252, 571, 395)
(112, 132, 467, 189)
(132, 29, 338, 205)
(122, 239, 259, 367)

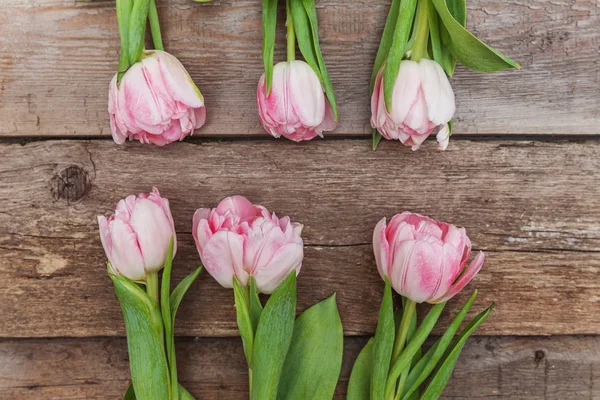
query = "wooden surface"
(1, 0, 599, 137)
(1, 336, 599, 399)
(2, 0, 600, 398)
(1, 140, 600, 338)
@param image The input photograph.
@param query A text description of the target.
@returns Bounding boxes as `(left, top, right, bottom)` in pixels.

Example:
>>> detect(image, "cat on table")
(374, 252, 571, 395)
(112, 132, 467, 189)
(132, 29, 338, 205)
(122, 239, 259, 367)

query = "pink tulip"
(193, 196, 303, 294)
(371, 59, 455, 151)
(108, 50, 206, 146)
(373, 212, 484, 303)
(98, 188, 176, 282)
(257, 60, 336, 142)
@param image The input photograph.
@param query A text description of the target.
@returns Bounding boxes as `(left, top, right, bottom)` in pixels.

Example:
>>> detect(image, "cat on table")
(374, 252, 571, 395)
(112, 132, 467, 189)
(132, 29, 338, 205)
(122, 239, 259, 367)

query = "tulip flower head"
(257, 60, 336, 142)
(193, 196, 304, 294)
(373, 212, 484, 303)
(371, 59, 455, 151)
(108, 50, 206, 146)
(98, 188, 176, 282)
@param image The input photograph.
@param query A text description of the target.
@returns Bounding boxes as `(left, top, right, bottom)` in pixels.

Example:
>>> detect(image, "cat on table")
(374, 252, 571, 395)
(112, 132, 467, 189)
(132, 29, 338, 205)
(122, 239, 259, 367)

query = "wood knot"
(534, 350, 545, 363)
(52, 165, 91, 203)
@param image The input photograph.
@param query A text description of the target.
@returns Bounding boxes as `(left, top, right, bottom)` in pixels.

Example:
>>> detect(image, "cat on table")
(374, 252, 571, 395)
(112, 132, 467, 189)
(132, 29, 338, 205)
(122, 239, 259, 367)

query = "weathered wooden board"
(0, 0, 598, 137)
(1, 336, 599, 399)
(1, 139, 599, 337)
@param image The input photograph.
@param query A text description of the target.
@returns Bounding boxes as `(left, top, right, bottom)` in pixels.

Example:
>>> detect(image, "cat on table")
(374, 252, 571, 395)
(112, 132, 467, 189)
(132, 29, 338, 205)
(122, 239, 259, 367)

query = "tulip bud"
(257, 60, 336, 142)
(98, 188, 177, 282)
(108, 50, 206, 146)
(371, 59, 455, 150)
(193, 196, 304, 294)
(373, 212, 484, 303)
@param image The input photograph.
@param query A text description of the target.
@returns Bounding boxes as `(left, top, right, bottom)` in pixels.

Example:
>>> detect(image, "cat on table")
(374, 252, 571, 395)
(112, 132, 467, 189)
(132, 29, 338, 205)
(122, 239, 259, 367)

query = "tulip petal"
(254, 243, 303, 294)
(390, 61, 421, 125)
(401, 240, 444, 303)
(156, 50, 203, 108)
(201, 230, 248, 288)
(373, 218, 390, 280)
(216, 196, 259, 221)
(288, 60, 326, 127)
(130, 198, 174, 272)
(421, 59, 455, 126)
(107, 219, 146, 282)
(192, 208, 212, 251)
(433, 251, 485, 303)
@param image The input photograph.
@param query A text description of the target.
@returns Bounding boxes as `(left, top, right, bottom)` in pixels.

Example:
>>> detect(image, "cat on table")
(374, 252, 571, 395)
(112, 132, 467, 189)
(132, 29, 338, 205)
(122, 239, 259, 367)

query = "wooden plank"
(1, 336, 599, 399)
(1, 139, 599, 337)
(0, 0, 598, 137)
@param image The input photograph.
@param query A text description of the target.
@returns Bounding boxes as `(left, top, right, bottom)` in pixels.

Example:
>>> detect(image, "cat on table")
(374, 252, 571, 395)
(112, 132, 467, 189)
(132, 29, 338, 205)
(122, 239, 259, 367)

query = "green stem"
(386, 300, 416, 400)
(116, 0, 133, 81)
(411, 0, 430, 61)
(146, 271, 160, 305)
(286, 0, 296, 61)
(148, 0, 164, 51)
(249, 367, 253, 397)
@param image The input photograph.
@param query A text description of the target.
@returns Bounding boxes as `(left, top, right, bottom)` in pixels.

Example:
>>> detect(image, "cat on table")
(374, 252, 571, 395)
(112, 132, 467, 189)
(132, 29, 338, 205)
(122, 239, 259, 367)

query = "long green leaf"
(112, 275, 170, 400)
(371, 0, 402, 92)
(437, 0, 465, 76)
(249, 277, 263, 332)
(124, 383, 196, 400)
(116, 0, 133, 81)
(251, 272, 297, 400)
(347, 338, 374, 400)
(277, 294, 343, 399)
(300, 0, 338, 121)
(446, 0, 466, 26)
(431, 0, 519, 71)
(370, 280, 395, 400)
(290, 0, 320, 73)
(420, 303, 495, 400)
(234, 277, 255, 363)
(384, 303, 445, 396)
(383, 0, 418, 110)
(160, 239, 177, 400)
(128, 0, 151, 65)
(169, 267, 203, 319)
(401, 290, 478, 400)
(262, 0, 278, 94)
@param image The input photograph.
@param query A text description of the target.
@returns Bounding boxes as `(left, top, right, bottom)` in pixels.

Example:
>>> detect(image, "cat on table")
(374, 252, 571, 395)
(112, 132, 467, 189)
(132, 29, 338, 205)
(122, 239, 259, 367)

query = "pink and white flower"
(373, 212, 484, 303)
(193, 196, 304, 294)
(98, 188, 176, 281)
(257, 60, 336, 142)
(109, 50, 206, 146)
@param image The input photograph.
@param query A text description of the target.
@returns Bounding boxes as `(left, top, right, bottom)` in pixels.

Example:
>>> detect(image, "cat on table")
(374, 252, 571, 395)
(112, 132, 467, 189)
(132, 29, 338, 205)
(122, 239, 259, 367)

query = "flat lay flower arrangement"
(99, 0, 519, 398)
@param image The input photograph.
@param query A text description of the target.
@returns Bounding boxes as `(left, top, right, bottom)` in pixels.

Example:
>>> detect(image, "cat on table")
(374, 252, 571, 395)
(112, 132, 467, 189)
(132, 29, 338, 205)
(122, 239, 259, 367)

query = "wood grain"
(0, 0, 598, 137)
(1, 139, 600, 337)
(1, 336, 599, 399)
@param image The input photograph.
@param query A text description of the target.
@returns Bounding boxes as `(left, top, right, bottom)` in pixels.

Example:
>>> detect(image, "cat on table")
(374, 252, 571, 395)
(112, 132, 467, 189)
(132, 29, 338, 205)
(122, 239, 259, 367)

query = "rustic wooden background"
(1, 0, 599, 398)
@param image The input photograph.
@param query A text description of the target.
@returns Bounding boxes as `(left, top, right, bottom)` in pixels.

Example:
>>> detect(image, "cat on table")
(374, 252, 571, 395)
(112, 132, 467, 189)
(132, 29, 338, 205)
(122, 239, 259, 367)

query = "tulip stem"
(286, 0, 296, 61)
(116, 0, 133, 82)
(391, 300, 416, 362)
(146, 271, 160, 305)
(411, 0, 430, 61)
(148, 0, 164, 51)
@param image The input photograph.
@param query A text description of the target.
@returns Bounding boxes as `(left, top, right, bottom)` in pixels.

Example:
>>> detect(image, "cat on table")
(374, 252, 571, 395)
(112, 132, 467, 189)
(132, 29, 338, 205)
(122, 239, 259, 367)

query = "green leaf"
(383, 0, 418, 110)
(112, 274, 170, 400)
(123, 383, 136, 400)
(371, 0, 402, 92)
(290, 0, 320, 72)
(420, 303, 495, 400)
(251, 272, 297, 400)
(437, 0, 464, 76)
(347, 338, 374, 400)
(234, 277, 255, 363)
(179, 384, 197, 400)
(160, 239, 177, 400)
(446, 0, 466, 26)
(116, 0, 133, 81)
(124, 383, 197, 400)
(372, 130, 383, 151)
(431, 0, 519, 72)
(128, 0, 151, 65)
(370, 280, 395, 400)
(300, 0, 338, 121)
(169, 267, 203, 319)
(262, 0, 278, 94)
(277, 294, 343, 400)
(249, 277, 263, 333)
(385, 303, 446, 396)
(401, 290, 477, 400)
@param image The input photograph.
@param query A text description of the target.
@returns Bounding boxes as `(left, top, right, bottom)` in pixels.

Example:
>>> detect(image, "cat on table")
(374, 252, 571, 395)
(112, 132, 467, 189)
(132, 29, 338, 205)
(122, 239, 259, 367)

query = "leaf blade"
(262, 0, 279, 94)
(371, 0, 402, 92)
(347, 338, 375, 400)
(370, 280, 395, 400)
